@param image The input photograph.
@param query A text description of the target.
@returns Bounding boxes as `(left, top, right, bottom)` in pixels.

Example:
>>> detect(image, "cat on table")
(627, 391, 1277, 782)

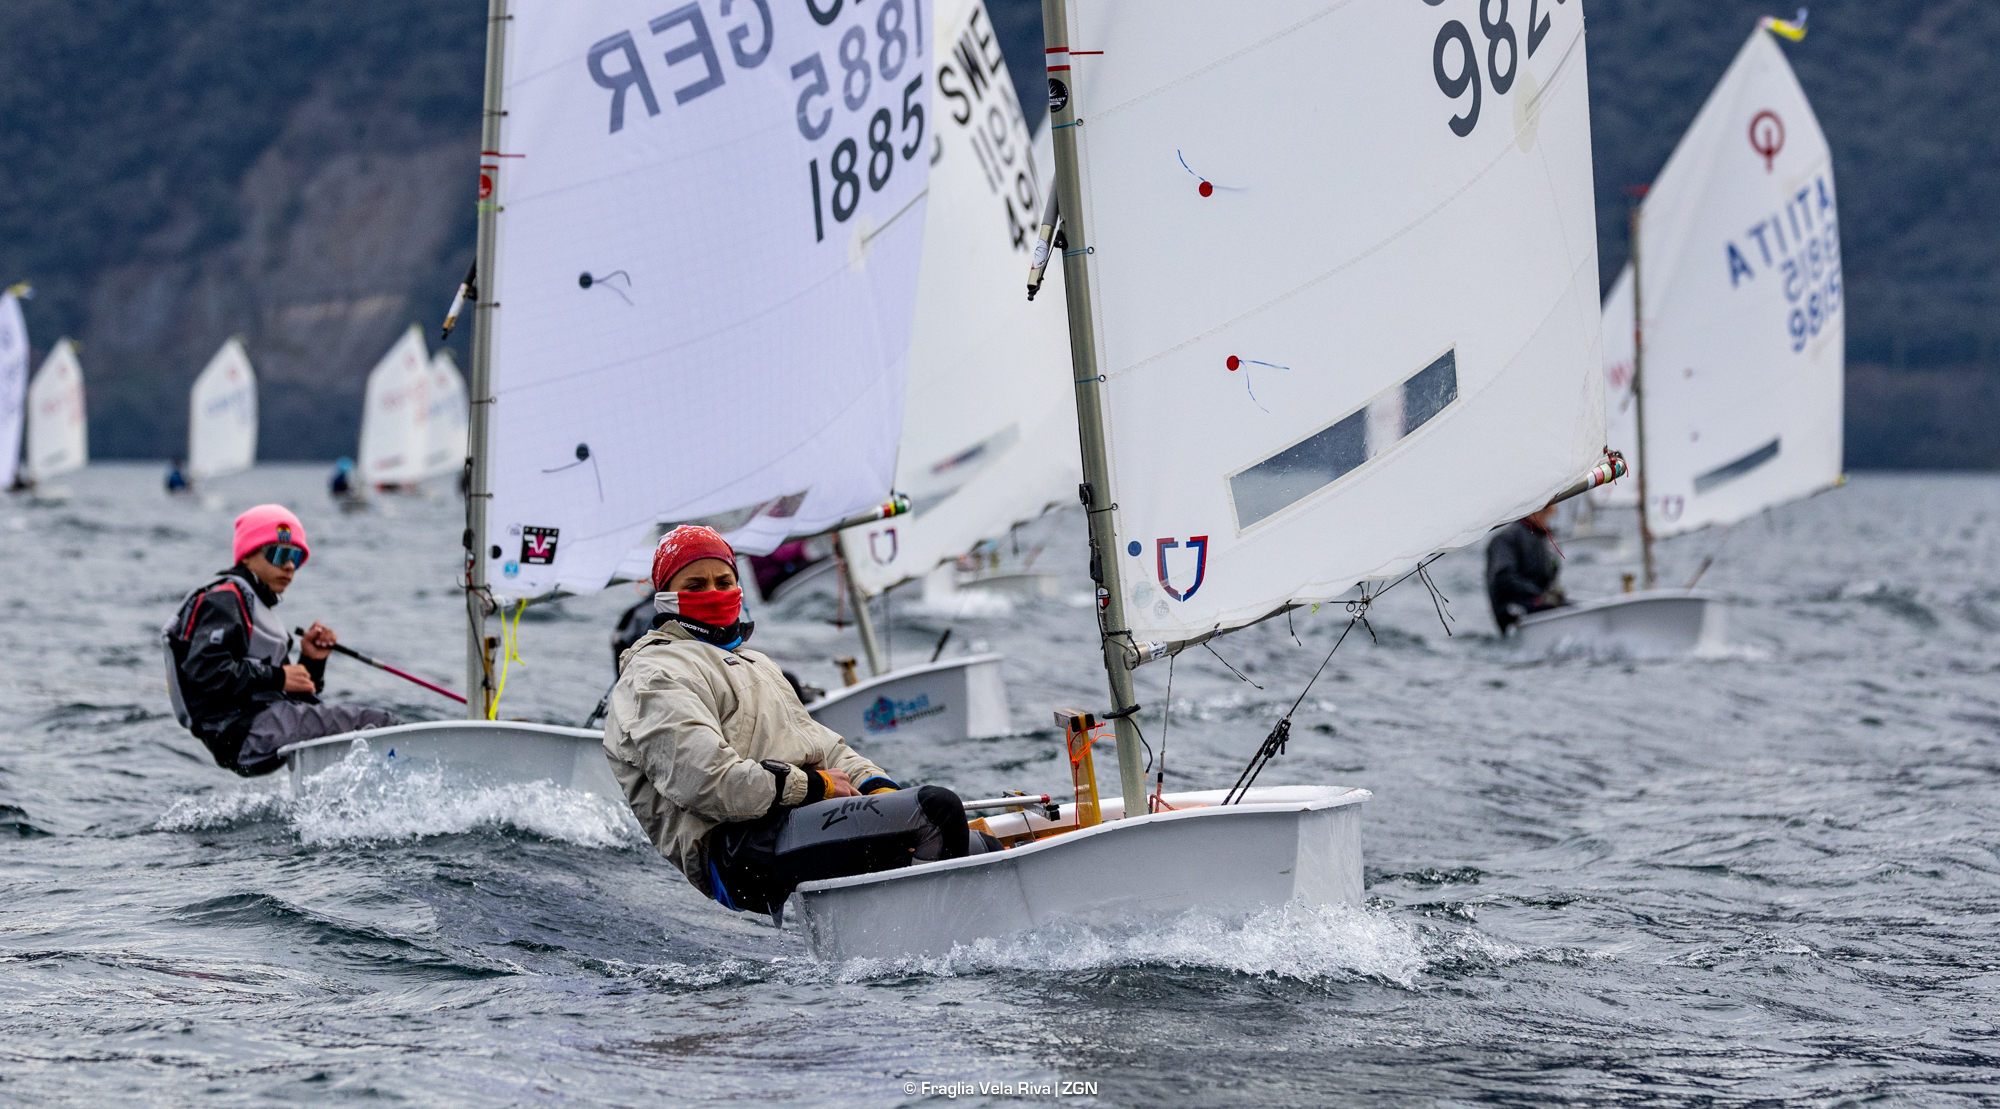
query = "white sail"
(1590, 264, 1638, 508)
(483, 0, 932, 600)
(0, 292, 26, 489)
(838, 0, 1076, 597)
(26, 339, 87, 481)
(1055, 1, 1604, 647)
(357, 325, 434, 489)
(424, 349, 469, 481)
(1627, 27, 1841, 539)
(187, 337, 258, 482)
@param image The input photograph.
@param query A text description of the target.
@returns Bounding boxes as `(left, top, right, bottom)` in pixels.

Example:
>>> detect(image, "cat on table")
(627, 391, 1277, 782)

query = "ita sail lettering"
(1723, 173, 1841, 354)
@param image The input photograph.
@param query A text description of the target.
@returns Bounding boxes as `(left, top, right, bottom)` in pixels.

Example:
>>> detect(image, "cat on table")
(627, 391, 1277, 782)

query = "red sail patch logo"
(520, 526, 560, 565)
(1155, 536, 1209, 602)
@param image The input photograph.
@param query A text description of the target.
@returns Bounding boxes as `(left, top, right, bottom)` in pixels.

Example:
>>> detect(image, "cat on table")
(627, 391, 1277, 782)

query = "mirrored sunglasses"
(260, 543, 308, 569)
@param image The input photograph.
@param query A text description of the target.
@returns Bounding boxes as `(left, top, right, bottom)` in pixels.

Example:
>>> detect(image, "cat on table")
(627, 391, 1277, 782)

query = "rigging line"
(1416, 560, 1455, 637)
(1151, 655, 1176, 813)
(1202, 641, 1263, 690)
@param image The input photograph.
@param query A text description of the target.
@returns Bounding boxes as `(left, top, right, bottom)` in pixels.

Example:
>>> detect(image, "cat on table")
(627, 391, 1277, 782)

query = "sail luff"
(464, 0, 509, 721)
(1631, 203, 1658, 589)
(1042, 0, 1147, 818)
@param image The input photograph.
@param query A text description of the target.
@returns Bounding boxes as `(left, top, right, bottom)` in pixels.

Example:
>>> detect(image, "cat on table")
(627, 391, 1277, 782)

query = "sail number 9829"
(1427, 0, 1563, 137)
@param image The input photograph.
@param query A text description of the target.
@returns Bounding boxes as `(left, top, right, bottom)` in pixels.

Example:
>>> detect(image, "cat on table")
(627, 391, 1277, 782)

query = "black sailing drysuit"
(162, 565, 396, 776)
(1485, 519, 1566, 633)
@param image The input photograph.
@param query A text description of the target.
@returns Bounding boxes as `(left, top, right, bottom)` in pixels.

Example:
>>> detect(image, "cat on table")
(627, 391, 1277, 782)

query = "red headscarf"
(650, 525, 735, 591)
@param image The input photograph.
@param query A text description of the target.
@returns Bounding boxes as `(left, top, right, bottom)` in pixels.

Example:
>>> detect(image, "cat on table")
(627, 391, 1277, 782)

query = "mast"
(839, 546, 888, 678)
(1628, 199, 1658, 590)
(1040, 0, 1146, 818)
(464, 0, 509, 720)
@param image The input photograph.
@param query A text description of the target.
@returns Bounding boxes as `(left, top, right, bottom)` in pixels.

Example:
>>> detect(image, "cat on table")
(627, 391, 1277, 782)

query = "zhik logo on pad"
(520, 526, 559, 565)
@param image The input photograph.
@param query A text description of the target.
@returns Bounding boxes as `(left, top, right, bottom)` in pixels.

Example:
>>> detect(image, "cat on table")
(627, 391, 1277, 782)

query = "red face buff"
(671, 588, 743, 628)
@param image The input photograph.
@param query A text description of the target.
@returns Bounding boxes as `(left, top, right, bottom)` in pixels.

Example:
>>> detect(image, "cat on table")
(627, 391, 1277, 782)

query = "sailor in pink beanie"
(161, 504, 398, 775)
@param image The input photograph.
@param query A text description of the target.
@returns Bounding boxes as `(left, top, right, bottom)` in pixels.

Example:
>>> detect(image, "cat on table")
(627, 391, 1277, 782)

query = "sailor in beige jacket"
(604, 526, 996, 918)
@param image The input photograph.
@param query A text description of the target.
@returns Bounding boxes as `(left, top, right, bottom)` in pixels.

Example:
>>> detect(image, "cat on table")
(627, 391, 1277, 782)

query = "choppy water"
(5, 464, 2000, 1106)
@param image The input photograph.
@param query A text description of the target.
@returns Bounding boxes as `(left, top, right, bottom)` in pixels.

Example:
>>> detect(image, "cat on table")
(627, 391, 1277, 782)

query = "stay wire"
(1202, 641, 1262, 690)
(1222, 554, 1444, 804)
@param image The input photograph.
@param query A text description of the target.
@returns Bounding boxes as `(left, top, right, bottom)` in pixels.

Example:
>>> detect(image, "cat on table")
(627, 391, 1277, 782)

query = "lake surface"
(4, 465, 1999, 1106)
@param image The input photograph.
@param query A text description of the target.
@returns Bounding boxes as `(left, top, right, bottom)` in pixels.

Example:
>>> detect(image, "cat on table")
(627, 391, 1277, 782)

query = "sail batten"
(1054, 0, 1605, 651)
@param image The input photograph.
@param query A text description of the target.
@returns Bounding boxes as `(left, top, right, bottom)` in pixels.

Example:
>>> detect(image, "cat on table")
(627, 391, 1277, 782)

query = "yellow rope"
(487, 600, 526, 720)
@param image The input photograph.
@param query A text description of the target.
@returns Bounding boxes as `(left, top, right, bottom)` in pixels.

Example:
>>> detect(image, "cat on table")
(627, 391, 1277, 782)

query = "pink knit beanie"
(233, 504, 310, 566)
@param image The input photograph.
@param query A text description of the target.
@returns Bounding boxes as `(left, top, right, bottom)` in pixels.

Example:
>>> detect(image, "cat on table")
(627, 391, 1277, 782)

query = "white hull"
(279, 720, 619, 796)
(793, 785, 1369, 961)
(1513, 591, 1723, 659)
(806, 653, 1009, 743)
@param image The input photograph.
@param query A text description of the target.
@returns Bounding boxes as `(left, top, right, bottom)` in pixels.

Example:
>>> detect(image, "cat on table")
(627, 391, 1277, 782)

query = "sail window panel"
(1692, 438, 1780, 494)
(1228, 349, 1459, 530)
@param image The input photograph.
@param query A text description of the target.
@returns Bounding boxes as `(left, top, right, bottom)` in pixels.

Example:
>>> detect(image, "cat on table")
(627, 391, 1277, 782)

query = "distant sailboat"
(25, 339, 87, 484)
(186, 337, 258, 484)
(1521, 17, 1842, 658)
(355, 326, 435, 493)
(0, 286, 29, 491)
(423, 349, 469, 483)
(810, 0, 1078, 747)
(794, 0, 1614, 958)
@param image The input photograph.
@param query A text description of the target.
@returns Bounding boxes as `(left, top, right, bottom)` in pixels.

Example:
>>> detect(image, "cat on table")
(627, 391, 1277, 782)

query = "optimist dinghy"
(1530, 18, 1843, 657)
(818, 0, 1078, 743)
(285, 0, 934, 786)
(186, 338, 258, 486)
(791, 0, 1616, 957)
(24, 339, 88, 489)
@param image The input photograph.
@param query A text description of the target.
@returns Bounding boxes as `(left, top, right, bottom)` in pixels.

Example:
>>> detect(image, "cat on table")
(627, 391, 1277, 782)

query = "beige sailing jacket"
(603, 622, 889, 892)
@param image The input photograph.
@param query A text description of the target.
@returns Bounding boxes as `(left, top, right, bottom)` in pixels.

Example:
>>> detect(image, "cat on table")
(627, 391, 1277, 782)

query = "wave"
(154, 744, 644, 850)
(816, 901, 1587, 989)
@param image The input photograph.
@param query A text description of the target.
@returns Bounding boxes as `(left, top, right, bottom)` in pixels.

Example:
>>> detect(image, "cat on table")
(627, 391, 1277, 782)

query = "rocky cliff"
(1, 0, 1993, 465)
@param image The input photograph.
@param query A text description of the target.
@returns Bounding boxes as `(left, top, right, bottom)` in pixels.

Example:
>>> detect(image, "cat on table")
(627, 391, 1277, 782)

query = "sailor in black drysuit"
(1486, 505, 1567, 634)
(162, 504, 398, 775)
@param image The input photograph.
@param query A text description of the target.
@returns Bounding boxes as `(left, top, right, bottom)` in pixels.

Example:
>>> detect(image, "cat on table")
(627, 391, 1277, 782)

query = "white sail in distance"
(838, 0, 1076, 597)
(1624, 26, 1841, 539)
(357, 325, 434, 489)
(1053, 0, 1605, 648)
(187, 337, 257, 482)
(425, 349, 468, 481)
(483, 0, 933, 600)
(26, 339, 87, 481)
(0, 291, 27, 489)
(1590, 264, 1638, 508)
